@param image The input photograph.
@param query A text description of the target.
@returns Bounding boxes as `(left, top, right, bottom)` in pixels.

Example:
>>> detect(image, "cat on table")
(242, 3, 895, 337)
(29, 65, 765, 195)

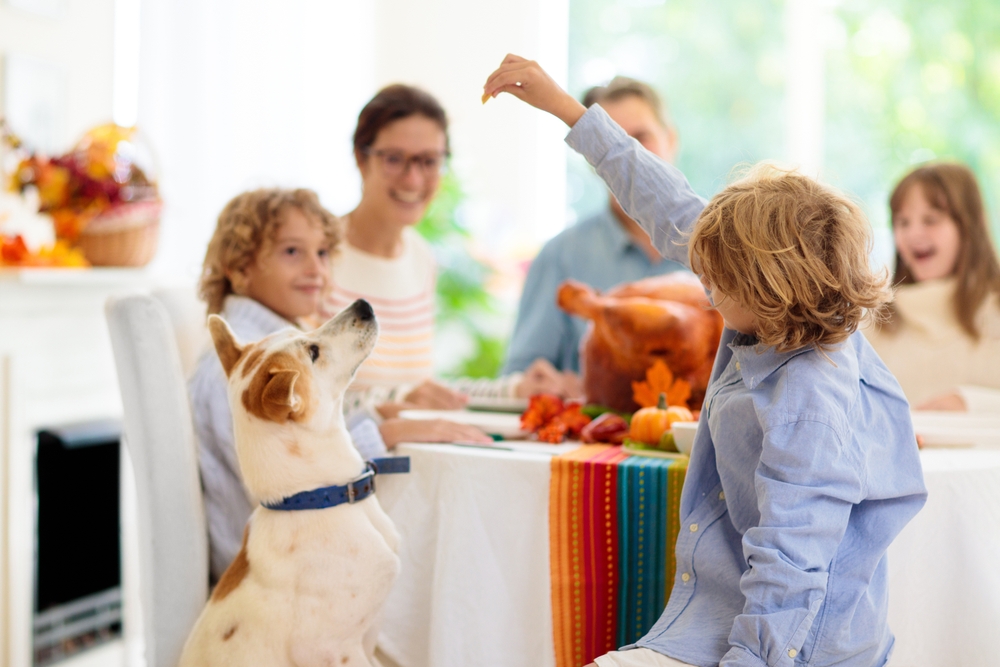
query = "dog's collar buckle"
(347, 469, 375, 504)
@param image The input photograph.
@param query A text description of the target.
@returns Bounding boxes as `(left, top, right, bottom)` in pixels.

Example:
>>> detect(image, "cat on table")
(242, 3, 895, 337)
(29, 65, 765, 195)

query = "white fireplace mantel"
(0, 268, 160, 667)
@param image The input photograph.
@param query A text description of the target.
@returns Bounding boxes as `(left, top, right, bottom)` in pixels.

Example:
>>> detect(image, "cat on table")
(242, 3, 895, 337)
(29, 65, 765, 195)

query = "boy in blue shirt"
(484, 56, 927, 667)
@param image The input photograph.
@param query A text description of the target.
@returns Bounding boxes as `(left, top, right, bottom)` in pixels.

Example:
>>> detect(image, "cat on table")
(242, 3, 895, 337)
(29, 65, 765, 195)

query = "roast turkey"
(558, 273, 724, 413)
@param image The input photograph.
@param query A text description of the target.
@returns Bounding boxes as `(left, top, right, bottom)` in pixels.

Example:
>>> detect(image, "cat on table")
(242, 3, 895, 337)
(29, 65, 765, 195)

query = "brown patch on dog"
(240, 352, 314, 424)
(222, 624, 238, 641)
(212, 526, 250, 602)
(208, 315, 244, 378)
(341, 657, 349, 664)
(240, 347, 265, 379)
(286, 440, 302, 457)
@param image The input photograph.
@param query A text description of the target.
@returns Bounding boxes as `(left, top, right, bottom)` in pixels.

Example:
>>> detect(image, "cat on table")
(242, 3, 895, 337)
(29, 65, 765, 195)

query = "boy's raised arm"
(483, 55, 708, 268)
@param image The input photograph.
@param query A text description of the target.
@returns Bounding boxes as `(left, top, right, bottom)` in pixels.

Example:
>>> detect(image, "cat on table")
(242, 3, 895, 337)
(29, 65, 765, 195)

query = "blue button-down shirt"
(502, 207, 689, 374)
(566, 105, 927, 667)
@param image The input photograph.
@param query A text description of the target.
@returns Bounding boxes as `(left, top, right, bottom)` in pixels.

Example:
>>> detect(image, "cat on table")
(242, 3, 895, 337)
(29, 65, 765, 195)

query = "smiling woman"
(320, 85, 572, 448)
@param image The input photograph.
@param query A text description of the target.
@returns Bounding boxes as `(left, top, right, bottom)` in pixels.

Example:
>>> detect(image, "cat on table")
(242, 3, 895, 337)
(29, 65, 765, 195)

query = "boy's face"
(232, 207, 331, 322)
(700, 275, 758, 336)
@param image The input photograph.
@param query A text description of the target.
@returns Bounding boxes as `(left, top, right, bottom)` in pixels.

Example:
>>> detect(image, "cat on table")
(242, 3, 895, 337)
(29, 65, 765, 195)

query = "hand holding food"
(482, 54, 587, 127)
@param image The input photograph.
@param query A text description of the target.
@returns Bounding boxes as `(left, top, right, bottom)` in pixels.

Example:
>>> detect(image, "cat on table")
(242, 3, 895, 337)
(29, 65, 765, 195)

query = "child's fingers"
(484, 67, 539, 101)
(483, 62, 535, 97)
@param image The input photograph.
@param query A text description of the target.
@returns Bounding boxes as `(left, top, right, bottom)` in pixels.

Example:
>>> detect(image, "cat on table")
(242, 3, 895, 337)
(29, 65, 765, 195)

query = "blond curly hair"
(199, 188, 342, 315)
(690, 163, 891, 353)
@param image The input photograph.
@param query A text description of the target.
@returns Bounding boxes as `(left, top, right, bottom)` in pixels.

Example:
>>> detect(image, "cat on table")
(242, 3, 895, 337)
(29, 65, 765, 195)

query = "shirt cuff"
(719, 646, 771, 667)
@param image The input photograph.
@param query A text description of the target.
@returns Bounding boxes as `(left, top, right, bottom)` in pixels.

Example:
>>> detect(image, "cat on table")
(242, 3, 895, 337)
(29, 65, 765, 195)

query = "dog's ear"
(260, 369, 302, 423)
(208, 314, 244, 378)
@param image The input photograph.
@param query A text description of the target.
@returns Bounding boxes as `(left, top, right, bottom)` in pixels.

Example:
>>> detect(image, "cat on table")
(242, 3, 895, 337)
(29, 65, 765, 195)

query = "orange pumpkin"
(629, 393, 672, 444)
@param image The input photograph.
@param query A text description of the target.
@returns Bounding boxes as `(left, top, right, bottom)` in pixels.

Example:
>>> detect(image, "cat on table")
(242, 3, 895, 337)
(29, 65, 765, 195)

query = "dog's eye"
(308, 344, 320, 362)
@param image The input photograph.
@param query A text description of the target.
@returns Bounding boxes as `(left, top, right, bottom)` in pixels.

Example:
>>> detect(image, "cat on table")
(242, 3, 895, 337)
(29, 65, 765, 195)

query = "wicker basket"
(76, 200, 162, 267)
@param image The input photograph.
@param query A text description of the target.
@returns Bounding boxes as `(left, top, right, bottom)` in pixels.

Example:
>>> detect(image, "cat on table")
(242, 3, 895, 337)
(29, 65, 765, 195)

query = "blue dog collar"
(261, 456, 410, 511)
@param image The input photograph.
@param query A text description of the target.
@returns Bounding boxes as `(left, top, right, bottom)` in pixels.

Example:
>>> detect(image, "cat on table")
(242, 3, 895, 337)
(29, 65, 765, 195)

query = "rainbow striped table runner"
(549, 445, 688, 667)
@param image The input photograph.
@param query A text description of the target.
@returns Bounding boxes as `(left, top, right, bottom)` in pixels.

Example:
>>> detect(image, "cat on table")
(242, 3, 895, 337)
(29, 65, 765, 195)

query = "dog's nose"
(352, 299, 375, 322)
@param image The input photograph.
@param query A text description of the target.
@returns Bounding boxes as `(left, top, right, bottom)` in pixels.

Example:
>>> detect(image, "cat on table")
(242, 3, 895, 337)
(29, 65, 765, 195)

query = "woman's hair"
(199, 188, 342, 315)
(582, 76, 671, 128)
(690, 163, 891, 352)
(888, 162, 1000, 339)
(353, 84, 450, 156)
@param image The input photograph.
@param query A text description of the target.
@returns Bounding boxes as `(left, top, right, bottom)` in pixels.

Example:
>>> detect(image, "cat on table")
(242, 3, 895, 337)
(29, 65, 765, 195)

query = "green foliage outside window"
(569, 0, 1000, 257)
(825, 0, 1000, 244)
(567, 0, 786, 221)
(415, 172, 506, 379)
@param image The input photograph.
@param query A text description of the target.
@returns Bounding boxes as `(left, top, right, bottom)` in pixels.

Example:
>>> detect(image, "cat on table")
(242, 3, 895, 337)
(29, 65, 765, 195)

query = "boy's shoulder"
(756, 331, 906, 430)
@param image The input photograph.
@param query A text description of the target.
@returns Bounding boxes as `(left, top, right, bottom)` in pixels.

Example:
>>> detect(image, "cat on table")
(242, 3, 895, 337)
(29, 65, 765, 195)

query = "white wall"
(374, 0, 569, 257)
(0, 0, 115, 153)
(138, 0, 378, 279)
(137, 0, 570, 280)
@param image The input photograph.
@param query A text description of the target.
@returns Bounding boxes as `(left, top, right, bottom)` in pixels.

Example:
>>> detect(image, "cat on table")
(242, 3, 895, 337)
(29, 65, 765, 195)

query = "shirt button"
(735, 361, 741, 371)
(689, 523, 699, 532)
(719, 491, 725, 501)
(788, 649, 798, 658)
(681, 572, 691, 582)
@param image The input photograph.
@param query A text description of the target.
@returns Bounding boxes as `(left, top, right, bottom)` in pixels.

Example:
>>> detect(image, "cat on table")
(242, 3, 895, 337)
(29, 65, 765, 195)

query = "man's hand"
(403, 379, 468, 410)
(516, 358, 567, 397)
(483, 54, 587, 127)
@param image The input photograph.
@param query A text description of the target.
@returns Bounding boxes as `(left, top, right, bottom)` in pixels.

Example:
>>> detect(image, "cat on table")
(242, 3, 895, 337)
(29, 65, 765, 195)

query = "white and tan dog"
(179, 299, 400, 667)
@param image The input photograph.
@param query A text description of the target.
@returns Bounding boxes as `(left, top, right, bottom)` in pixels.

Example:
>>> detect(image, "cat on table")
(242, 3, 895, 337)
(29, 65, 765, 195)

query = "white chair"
(106, 293, 208, 667)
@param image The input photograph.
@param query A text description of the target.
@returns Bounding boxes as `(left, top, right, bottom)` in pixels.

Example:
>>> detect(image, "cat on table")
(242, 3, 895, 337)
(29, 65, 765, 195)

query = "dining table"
(374, 424, 1000, 667)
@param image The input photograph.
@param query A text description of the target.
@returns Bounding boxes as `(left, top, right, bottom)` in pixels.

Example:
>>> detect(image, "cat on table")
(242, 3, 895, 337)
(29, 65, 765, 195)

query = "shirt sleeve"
(503, 242, 575, 373)
(722, 419, 864, 667)
(564, 105, 708, 269)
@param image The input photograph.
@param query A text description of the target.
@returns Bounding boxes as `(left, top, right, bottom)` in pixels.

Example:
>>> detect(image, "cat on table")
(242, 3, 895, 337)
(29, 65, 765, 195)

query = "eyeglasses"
(364, 148, 449, 177)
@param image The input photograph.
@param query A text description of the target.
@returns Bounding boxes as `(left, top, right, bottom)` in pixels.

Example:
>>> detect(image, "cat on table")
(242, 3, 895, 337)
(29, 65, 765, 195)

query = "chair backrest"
(150, 286, 210, 379)
(105, 293, 208, 667)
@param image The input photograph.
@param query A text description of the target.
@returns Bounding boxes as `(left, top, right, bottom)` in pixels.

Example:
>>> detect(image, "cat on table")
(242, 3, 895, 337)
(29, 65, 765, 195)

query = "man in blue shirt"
(502, 77, 692, 377)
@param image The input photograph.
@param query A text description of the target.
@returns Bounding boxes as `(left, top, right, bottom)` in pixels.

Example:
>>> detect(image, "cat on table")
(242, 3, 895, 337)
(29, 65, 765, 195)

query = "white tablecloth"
(377, 444, 1000, 667)
(886, 449, 1000, 667)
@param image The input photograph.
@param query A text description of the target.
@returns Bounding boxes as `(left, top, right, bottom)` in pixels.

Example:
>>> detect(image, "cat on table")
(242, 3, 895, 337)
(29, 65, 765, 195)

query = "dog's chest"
(248, 504, 399, 603)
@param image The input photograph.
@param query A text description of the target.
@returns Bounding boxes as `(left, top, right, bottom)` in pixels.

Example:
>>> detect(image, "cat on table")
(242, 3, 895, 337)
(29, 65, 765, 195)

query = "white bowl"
(671, 421, 699, 456)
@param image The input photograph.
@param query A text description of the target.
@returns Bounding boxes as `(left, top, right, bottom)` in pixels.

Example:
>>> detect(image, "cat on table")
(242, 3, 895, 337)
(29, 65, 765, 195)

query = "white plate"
(398, 409, 528, 439)
(463, 396, 529, 413)
(910, 411, 1000, 448)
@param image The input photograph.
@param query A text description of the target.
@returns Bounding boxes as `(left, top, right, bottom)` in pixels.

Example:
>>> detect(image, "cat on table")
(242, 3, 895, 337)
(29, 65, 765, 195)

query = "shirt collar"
(597, 207, 659, 261)
(221, 295, 299, 342)
(728, 332, 813, 390)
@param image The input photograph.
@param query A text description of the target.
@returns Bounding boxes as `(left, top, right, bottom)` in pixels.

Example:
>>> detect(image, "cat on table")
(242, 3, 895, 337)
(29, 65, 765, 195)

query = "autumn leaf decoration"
(632, 359, 692, 409)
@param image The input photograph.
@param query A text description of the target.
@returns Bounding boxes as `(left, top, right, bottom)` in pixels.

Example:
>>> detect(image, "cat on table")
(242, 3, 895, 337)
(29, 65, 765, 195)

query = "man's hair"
(198, 188, 342, 316)
(582, 76, 670, 128)
(690, 163, 891, 352)
(353, 84, 450, 156)
(888, 162, 1000, 340)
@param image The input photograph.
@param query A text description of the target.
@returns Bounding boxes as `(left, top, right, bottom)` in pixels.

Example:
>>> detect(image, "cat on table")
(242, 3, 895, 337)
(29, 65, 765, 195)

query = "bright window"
(569, 0, 1000, 265)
